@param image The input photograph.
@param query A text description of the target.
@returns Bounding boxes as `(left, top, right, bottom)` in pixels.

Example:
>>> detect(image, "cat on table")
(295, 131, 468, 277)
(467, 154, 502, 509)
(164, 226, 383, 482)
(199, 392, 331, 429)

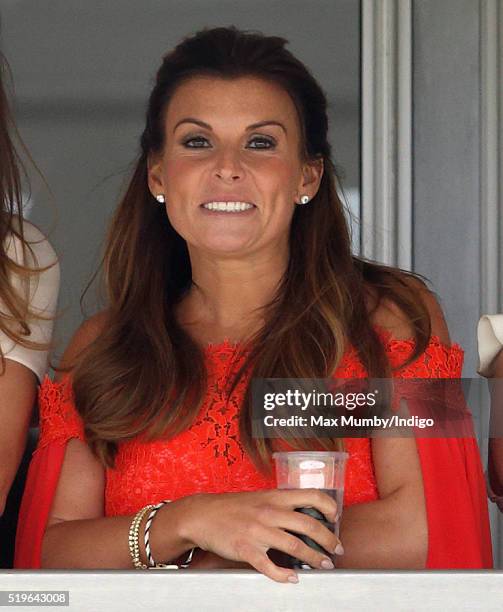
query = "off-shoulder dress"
(15, 332, 493, 568)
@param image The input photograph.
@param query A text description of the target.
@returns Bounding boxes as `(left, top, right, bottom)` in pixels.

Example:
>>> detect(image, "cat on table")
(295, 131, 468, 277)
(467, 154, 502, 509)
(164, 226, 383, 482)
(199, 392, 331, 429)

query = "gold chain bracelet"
(128, 505, 155, 569)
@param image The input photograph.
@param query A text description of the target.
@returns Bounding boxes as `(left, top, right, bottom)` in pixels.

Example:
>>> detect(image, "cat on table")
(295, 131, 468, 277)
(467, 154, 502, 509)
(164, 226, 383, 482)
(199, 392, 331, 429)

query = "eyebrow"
(173, 118, 288, 135)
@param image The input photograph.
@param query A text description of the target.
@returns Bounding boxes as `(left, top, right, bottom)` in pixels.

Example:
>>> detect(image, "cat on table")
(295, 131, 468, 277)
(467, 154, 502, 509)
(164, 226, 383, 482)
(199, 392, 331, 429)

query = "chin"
(195, 234, 257, 256)
(188, 226, 287, 258)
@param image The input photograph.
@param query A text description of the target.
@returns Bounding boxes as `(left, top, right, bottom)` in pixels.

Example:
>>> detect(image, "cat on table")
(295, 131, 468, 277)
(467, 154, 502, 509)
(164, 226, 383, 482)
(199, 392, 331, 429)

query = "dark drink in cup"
(271, 453, 348, 569)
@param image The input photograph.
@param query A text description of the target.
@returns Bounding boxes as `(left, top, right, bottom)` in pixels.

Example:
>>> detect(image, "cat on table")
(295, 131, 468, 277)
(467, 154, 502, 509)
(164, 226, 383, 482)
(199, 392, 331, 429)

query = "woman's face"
(148, 75, 323, 257)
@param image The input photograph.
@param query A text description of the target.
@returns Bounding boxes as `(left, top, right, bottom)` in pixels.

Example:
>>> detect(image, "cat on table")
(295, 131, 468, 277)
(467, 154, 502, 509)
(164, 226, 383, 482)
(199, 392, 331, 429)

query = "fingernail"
(335, 543, 344, 555)
(288, 574, 299, 584)
(321, 558, 335, 569)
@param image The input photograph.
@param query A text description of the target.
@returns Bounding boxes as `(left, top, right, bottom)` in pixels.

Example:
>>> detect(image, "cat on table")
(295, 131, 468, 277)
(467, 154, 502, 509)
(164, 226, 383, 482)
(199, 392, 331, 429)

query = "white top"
(477, 314, 503, 376)
(0, 221, 60, 382)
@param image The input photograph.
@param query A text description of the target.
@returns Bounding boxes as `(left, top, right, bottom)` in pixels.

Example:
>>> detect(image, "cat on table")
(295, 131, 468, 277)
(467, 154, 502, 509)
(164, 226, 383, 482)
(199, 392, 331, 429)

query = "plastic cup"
(271, 451, 348, 569)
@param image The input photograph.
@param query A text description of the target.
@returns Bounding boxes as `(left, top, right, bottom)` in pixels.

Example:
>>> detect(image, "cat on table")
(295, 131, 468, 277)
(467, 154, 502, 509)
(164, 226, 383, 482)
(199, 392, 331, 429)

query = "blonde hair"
(0, 53, 56, 368)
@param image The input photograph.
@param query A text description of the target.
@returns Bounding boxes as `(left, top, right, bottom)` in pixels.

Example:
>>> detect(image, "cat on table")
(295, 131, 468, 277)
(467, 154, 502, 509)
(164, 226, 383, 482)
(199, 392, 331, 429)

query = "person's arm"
(491, 350, 503, 376)
(333, 280, 451, 569)
(0, 360, 37, 516)
(0, 228, 59, 516)
(42, 436, 340, 581)
(194, 281, 452, 571)
(40, 437, 191, 569)
(488, 350, 503, 504)
(40, 313, 202, 569)
(41, 315, 340, 582)
(337, 436, 427, 568)
(190, 282, 440, 571)
(192, 435, 427, 570)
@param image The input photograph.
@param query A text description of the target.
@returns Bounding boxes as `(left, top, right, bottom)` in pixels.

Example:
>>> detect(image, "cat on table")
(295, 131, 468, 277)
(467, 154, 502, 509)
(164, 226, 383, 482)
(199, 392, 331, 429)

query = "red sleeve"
(14, 376, 85, 569)
(390, 337, 493, 568)
(14, 443, 66, 568)
(417, 436, 492, 568)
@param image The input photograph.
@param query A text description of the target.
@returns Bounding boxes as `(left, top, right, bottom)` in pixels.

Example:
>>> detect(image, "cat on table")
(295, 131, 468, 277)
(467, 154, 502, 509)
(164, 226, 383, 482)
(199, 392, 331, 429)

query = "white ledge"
(1, 570, 502, 611)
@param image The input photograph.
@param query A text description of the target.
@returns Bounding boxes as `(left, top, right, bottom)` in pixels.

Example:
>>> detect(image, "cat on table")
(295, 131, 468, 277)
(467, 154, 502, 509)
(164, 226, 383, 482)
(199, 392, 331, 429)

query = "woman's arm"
(336, 280, 451, 569)
(39, 314, 210, 569)
(190, 436, 427, 570)
(337, 436, 427, 568)
(491, 350, 503, 378)
(0, 360, 37, 515)
(41, 437, 200, 569)
(41, 314, 340, 582)
(0, 227, 60, 516)
(42, 437, 340, 580)
(488, 350, 503, 502)
(40, 312, 210, 569)
(188, 283, 439, 571)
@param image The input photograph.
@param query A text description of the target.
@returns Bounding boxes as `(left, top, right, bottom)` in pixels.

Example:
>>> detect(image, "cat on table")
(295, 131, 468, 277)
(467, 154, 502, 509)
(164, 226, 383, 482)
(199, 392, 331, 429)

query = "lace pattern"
(37, 374, 85, 450)
(36, 334, 463, 516)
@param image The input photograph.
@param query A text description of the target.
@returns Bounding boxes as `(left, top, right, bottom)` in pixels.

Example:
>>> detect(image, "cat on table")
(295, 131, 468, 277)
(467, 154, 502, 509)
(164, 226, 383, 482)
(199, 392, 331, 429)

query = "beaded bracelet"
(144, 500, 196, 569)
(128, 505, 155, 569)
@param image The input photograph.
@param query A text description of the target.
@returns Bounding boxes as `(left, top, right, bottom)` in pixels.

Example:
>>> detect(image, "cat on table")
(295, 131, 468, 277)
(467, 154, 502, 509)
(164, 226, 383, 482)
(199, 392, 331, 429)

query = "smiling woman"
(15, 26, 492, 579)
(148, 75, 321, 262)
(148, 74, 323, 346)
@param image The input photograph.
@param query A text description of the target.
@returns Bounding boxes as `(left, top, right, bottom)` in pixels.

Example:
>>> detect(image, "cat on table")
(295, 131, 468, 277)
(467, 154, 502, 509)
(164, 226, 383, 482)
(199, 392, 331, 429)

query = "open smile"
(200, 201, 257, 214)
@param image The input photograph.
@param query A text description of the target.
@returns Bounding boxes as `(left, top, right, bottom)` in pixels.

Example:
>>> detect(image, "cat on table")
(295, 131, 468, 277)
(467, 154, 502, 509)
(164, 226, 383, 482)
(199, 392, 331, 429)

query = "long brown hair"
(0, 53, 55, 366)
(73, 27, 430, 470)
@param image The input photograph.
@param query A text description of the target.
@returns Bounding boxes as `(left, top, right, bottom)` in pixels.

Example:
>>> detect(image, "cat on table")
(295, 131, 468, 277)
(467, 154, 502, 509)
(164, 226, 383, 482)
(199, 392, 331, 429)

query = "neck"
(178, 246, 288, 345)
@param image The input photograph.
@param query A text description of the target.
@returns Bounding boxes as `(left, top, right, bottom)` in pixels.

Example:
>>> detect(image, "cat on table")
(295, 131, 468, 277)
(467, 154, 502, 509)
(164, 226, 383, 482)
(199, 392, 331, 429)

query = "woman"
(16, 27, 491, 581)
(478, 314, 503, 510)
(0, 52, 59, 519)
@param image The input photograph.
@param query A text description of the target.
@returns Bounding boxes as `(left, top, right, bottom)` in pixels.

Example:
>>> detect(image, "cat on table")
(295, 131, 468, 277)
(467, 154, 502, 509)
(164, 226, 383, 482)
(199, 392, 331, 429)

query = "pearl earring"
(155, 194, 165, 204)
(299, 195, 310, 205)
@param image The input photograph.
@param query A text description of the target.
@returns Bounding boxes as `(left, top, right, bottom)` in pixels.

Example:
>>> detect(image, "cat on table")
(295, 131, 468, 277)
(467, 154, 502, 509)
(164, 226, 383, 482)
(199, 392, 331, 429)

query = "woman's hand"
(188, 550, 251, 570)
(174, 488, 341, 583)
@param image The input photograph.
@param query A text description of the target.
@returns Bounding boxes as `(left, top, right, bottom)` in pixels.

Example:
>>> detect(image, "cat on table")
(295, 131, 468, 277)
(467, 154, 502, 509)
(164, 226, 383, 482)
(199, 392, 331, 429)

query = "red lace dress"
(15, 335, 493, 568)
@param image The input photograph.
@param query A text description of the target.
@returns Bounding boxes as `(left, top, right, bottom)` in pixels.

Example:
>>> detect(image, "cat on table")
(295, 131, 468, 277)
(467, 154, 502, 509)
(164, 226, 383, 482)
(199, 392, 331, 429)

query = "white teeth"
(202, 201, 255, 212)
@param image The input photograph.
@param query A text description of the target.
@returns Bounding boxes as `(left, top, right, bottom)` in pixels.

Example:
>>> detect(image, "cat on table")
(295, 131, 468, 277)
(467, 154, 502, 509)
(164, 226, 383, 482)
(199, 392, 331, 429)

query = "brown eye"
(183, 136, 211, 148)
(247, 136, 276, 149)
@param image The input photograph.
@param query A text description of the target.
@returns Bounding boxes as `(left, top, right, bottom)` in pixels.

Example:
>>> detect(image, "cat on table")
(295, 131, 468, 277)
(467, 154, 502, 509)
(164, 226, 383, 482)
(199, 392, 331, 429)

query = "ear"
(147, 153, 165, 199)
(295, 157, 324, 203)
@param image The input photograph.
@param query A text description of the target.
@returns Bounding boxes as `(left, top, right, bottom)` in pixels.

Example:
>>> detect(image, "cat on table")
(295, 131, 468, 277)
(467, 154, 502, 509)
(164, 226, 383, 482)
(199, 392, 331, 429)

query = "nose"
(214, 148, 244, 182)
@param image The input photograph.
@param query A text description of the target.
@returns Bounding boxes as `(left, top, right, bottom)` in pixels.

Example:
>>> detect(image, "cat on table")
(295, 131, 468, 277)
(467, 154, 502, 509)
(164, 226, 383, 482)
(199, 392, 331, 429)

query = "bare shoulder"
(368, 274, 451, 345)
(56, 310, 110, 379)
